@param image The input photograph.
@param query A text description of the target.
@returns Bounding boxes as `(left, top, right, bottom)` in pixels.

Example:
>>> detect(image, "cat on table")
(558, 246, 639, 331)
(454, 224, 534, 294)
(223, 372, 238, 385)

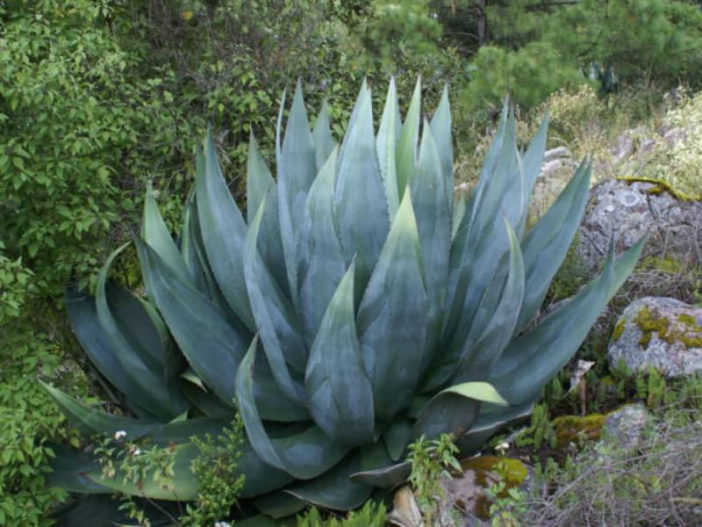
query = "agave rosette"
(46, 79, 643, 518)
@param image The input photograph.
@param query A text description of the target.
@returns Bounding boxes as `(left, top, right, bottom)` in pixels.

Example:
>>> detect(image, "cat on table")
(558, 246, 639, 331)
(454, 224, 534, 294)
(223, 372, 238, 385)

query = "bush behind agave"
(45, 78, 643, 518)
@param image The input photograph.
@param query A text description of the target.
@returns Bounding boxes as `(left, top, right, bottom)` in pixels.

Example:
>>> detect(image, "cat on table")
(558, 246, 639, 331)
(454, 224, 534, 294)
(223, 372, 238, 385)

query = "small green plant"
(484, 460, 528, 527)
(181, 417, 245, 526)
(514, 404, 556, 450)
(296, 501, 387, 527)
(407, 433, 461, 524)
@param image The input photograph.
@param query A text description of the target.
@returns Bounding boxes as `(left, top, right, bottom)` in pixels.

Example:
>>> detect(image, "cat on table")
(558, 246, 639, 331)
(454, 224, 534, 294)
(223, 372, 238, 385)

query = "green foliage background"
(2, 0, 702, 523)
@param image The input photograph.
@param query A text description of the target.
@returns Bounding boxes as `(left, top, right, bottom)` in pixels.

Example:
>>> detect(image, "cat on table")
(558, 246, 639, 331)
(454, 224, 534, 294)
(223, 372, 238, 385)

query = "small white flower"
(133, 447, 142, 456)
(114, 430, 127, 440)
(495, 441, 510, 454)
(213, 522, 231, 527)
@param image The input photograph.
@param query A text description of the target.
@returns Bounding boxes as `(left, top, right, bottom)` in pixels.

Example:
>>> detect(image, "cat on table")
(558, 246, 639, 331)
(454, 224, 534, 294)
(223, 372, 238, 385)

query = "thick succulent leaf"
(516, 159, 591, 331)
(334, 82, 389, 292)
(253, 492, 306, 519)
(247, 132, 275, 223)
(89, 443, 199, 501)
(136, 239, 250, 405)
(451, 193, 466, 241)
(455, 399, 535, 454)
(453, 219, 525, 381)
(257, 184, 290, 298)
(305, 261, 375, 447)
(432, 117, 521, 391)
(286, 453, 374, 511)
(54, 495, 178, 527)
(522, 111, 549, 200)
(196, 135, 255, 330)
(410, 382, 506, 441)
(357, 192, 429, 421)
(376, 77, 401, 217)
(296, 147, 346, 344)
(430, 84, 454, 208)
(47, 444, 108, 494)
(180, 381, 233, 418)
(383, 419, 412, 461)
(313, 99, 336, 171)
(142, 182, 190, 282)
(178, 190, 208, 292)
(42, 382, 158, 438)
(65, 285, 144, 410)
(490, 238, 645, 403)
(396, 77, 421, 195)
(410, 122, 451, 357)
(235, 337, 348, 480)
(277, 81, 317, 300)
(96, 245, 187, 418)
(350, 461, 411, 488)
(245, 202, 307, 399)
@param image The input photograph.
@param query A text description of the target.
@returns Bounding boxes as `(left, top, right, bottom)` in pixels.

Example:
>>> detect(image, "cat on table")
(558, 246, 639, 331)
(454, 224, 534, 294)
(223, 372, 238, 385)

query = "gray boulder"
(601, 403, 649, 451)
(608, 297, 702, 378)
(577, 179, 702, 272)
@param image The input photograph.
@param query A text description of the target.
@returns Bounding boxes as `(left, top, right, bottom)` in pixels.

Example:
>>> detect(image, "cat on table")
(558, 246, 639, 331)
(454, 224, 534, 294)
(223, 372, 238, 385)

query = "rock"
(387, 486, 422, 527)
(543, 146, 570, 162)
(662, 126, 687, 147)
(608, 297, 702, 378)
(610, 126, 654, 162)
(601, 403, 649, 451)
(577, 179, 702, 272)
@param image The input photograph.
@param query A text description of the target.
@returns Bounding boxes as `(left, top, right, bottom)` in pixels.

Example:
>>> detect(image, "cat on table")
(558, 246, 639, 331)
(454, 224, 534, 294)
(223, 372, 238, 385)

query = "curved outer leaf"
(455, 398, 535, 454)
(376, 77, 401, 218)
(285, 452, 375, 511)
(277, 81, 317, 301)
(516, 159, 591, 331)
(245, 201, 307, 401)
(335, 82, 389, 293)
(453, 218, 525, 382)
(196, 134, 255, 330)
(253, 492, 307, 519)
(65, 285, 145, 413)
(490, 238, 645, 404)
(142, 182, 190, 282)
(410, 382, 506, 441)
(312, 99, 336, 172)
(89, 443, 199, 501)
(382, 419, 412, 461)
(427, 114, 521, 392)
(179, 192, 209, 293)
(410, 122, 452, 364)
(350, 461, 411, 488)
(357, 191, 429, 421)
(522, 111, 549, 204)
(430, 84, 454, 209)
(246, 136, 289, 295)
(46, 444, 107, 494)
(247, 132, 275, 224)
(305, 261, 375, 447)
(396, 77, 421, 196)
(96, 245, 187, 418)
(42, 383, 158, 438)
(136, 239, 250, 405)
(235, 338, 348, 480)
(296, 147, 347, 344)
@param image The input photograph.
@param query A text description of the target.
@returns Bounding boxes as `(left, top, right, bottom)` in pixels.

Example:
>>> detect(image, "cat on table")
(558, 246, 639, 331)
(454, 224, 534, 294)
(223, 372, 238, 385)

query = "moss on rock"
(634, 305, 702, 349)
(552, 414, 605, 448)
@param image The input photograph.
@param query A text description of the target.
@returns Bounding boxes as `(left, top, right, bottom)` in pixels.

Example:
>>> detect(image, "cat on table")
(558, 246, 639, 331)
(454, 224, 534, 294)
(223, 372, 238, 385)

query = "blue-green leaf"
(305, 261, 374, 447)
(376, 77, 401, 218)
(490, 238, 645, 403)
(196, 134, 255, 330)
(136, 239, 250, 405)
(430, 84, 454, 208)
(235, 338, 348, 480)
(357, 191, 429, 421)
(335, 82, 389, 293)
(296, 147, 346, 344)
(396, 77, 421, 196)
(246, 132, 275, 224)
(313, 99, 336, 172)
(516, 159, 591, 331)
(245, 201, 307, 400)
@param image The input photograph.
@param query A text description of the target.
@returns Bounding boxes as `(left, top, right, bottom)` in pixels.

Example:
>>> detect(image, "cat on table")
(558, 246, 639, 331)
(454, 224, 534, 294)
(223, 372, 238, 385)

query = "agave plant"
(46, 78, 643, 519)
